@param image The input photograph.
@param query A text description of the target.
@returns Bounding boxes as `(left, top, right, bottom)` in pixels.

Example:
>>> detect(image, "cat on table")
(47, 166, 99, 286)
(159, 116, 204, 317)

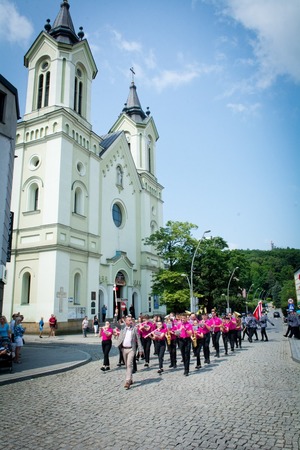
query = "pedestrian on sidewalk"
(39, 317, 44, 338)
(93, 315, 99, 336)
(82, 316, 89, 337)
(49, 314, 57, 337)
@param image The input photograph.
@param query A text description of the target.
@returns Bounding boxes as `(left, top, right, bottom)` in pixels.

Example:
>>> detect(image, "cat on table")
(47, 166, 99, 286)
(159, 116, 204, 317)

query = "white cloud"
(0, 0, 33, 45)
(111, 29, 142, 53)
(151, 64, 220, 92)
(224, 0, 300, 86)
(227, 102, 261, 115)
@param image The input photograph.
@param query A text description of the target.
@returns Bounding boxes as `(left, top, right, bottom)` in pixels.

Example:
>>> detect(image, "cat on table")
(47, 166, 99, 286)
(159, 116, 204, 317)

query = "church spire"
(122, 68, 147, 122)
(44, 0, 83, 45)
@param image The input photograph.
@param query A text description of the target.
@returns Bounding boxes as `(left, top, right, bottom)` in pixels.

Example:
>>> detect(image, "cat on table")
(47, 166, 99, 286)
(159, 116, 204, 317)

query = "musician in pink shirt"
(150, 321, 167, 373)
(138, 315, 154, 367)
(227, 312, 237, 352)
(221, 316, 230, 355)
(99, 321, 113, 371)
(206, 309, 223, 357)
(165, 318, 178, 368)
(177, 314, 193, 376)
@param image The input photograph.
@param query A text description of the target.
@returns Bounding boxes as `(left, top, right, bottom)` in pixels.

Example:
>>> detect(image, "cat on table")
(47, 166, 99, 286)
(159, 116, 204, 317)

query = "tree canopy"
(144, 221, 300, 314)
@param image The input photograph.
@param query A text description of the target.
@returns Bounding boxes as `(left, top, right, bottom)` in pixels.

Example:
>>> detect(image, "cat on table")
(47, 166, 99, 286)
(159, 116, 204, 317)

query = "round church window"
(112, 203, 122, 227)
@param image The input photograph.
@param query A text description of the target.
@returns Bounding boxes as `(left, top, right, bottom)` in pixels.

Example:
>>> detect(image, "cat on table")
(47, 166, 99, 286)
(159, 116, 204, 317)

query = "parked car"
(273, 311, 280, 318)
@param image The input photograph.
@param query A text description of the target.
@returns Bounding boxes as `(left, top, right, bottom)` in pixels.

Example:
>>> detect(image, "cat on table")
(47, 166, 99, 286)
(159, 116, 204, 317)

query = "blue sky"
(0, 0, 299, 250)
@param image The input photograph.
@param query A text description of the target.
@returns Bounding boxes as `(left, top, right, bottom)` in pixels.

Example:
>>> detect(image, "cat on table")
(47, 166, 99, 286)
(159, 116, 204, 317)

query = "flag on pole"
(253, 300, 263, 320)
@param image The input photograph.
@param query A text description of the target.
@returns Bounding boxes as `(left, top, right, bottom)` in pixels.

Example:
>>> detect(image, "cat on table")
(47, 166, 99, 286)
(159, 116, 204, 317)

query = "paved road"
(1, 319, 299, 450)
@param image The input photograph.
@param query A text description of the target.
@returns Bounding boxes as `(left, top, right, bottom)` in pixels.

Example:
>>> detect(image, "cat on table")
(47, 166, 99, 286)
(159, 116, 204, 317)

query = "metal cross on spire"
(130, 67, 135, 82)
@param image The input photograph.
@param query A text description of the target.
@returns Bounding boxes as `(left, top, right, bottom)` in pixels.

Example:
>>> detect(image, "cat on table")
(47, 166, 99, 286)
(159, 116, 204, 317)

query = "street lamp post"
(245, 283, 254, 314)
(226, 267, 239, 313)
(189, 230, 211, 313)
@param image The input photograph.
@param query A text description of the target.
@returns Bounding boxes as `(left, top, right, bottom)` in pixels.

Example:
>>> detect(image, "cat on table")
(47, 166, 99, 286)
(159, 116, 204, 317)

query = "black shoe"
(169, 364, 174, 368)
(144, 363, 149, 367)
(184, 371, 189, 376)
(195, 365, 201, 369)
(101, 367, 106, 371)
(105, 367, 110, 371)
(157, 368, 164, 374)
(117, 363, 122, 367)
(132, 369, 137, 373)
(173, 364, 177, 368)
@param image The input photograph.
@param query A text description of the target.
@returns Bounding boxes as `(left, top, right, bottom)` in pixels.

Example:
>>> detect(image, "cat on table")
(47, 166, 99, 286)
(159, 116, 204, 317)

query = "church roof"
(99, 131, 123, 156)
(122, 82, 149, 122)
(44, 0, 83, 45)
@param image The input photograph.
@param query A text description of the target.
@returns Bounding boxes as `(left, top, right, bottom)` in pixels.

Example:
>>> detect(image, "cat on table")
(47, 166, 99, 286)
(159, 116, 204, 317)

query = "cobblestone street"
(1, 320, 299, 450)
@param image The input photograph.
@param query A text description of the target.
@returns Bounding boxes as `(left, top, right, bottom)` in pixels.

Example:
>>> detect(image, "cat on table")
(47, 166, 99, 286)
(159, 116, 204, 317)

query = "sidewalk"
(1, 330, 299, 386)
(0, 334, 93, 385)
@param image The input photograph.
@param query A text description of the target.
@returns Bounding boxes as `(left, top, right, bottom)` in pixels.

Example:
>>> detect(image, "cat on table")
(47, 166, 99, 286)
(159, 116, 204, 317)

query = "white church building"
(3, 0, 165, 330)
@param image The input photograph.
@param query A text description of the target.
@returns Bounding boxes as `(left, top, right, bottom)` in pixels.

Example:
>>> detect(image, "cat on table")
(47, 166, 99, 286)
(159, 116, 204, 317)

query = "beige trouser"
(122, 347, 135, 382)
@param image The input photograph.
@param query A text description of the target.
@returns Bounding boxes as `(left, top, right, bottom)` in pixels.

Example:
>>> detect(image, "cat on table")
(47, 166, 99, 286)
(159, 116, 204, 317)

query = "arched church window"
(37, 59, 51, 109)
(28, 182, 39, 211)
(74, 273, 81, 305)
(74, 66, 85, 117)
(37, 74, 43, 109)
(21, 272, 31, 304)
(147, 135, 153, 174)
(74, 187, 84, 215)
(44, 71, 50, 107)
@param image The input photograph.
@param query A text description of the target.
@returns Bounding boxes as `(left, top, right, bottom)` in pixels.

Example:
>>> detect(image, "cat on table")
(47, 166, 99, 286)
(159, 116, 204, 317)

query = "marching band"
(98, 310, 245, 382)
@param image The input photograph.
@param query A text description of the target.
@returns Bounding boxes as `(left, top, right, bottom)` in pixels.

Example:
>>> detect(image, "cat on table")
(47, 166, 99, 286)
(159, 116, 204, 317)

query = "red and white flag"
(253, 301, 263, 320)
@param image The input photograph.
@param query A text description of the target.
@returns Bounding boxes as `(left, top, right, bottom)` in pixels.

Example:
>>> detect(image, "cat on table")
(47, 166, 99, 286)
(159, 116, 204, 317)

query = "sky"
(0, 0, 299, 251)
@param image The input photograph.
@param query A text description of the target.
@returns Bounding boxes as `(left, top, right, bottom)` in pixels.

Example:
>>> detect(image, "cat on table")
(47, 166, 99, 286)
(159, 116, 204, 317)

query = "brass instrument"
(191, 325, 198, 348)
(166, 330, 171, 345)
(191, 332, 197, 348)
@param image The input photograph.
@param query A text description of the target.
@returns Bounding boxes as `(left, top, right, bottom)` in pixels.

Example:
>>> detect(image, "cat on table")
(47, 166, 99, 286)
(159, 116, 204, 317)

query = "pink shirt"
(228, 319, 236, 330)
(178, 322, 193, 338)
(100, 327, 113, 341)
(139, 321, 153, 338)
(207, 316, 223, 332)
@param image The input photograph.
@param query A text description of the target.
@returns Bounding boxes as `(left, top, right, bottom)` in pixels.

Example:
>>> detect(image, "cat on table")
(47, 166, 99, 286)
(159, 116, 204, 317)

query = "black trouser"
(156, 340, 166, 369)
(178, 338, 191, 373)
(236, 329, 242, 347)
(194, 338, 204, 366)
(141, 336, 151, 363)
(203, 333, 210, 362)
(261, 328, 268, 341)
(211, 331, 221, 355)
(228, 330, 236, 351)
(168, 339, 177, 366)
(222, 333, 229, 354)
(102, 340, 112, 366)
(248, 327, 258, 342)
(242, 327, 248, 339)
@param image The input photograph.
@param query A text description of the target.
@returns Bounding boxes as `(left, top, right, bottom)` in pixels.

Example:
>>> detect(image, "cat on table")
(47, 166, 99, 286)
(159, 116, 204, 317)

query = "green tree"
(280, 280, 297, 315)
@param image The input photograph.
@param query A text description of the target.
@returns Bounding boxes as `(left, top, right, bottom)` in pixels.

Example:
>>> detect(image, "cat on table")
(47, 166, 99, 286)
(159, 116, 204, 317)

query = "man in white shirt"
(117, 316, 143, 389)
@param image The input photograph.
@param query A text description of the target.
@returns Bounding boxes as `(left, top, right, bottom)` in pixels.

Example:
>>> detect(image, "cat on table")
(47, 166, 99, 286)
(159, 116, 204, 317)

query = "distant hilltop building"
(3, 0, 165, 329)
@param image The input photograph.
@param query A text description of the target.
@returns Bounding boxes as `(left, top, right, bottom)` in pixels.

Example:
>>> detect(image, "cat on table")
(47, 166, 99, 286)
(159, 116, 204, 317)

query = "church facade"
(3, 0, 165, 327)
